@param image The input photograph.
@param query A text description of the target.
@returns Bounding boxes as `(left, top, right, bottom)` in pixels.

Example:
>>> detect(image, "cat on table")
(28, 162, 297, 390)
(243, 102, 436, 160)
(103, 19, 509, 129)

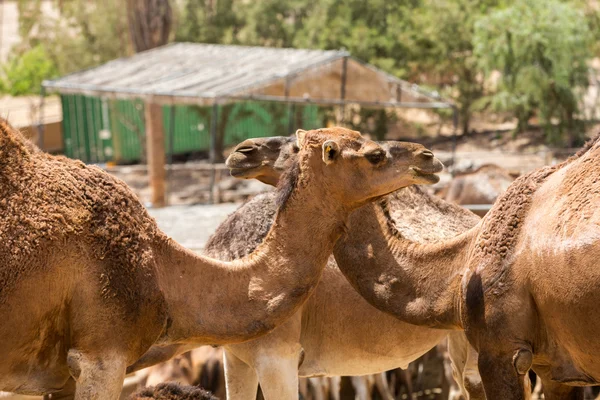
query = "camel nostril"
(420, 150, 434, 158)
(236, 146, 256, 154)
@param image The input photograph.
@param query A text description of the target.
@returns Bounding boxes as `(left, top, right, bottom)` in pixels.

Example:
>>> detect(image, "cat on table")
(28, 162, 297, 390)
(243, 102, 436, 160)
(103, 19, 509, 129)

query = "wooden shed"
(43, 43, 451, 207)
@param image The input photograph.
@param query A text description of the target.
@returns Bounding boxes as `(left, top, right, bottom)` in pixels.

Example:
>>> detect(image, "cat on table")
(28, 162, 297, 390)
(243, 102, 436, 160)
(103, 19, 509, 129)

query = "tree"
(474, 0, 592, 145)
(175, 0, 242, 44)
(15, 0, 131, 75)
(127, 0, 173, 52)
(403, 0, 510, 135)
(294, 0, 420, 78)
(0, 45, 58, 143)
(1, 45, 56, 96)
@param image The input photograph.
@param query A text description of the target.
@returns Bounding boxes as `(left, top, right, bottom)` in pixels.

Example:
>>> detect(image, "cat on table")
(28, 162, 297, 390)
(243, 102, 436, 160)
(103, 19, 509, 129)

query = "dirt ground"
(148, 202, 241, 251)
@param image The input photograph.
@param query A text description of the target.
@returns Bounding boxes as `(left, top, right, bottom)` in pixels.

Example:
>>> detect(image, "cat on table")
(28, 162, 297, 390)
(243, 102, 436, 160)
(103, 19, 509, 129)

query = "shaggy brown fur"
(382, 186, 480, 243)
(130, 383, 218, 400)
(0, 120, 162, 314)
(275, 160, 301, 210)
(204, 193, 277, 260)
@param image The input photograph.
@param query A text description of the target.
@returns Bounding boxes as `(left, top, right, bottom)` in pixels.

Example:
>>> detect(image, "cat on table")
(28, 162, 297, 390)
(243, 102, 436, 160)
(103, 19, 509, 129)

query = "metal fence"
(60, 94, 326, 164)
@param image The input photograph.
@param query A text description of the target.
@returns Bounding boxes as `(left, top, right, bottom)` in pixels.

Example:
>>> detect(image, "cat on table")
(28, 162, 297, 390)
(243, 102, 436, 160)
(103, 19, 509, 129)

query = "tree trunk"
(126, 0, 173, 52)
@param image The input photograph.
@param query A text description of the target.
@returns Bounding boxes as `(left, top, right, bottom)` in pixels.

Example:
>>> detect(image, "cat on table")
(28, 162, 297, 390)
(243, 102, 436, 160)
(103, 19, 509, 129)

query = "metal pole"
(451, 105, 458, 175)
(339, 56, 348, 124)
(166, 103, 176, 206)
(38, 86, 46, 151)
(285, 77, 294, 134)
(209, 102, 218, 163)
(209, 101, 219, 204)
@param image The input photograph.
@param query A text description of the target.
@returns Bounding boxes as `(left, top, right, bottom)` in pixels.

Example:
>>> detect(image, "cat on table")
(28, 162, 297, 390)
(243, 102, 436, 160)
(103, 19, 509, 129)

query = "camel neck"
(334, 202, 478, 329)
(154, 183, 347, 345)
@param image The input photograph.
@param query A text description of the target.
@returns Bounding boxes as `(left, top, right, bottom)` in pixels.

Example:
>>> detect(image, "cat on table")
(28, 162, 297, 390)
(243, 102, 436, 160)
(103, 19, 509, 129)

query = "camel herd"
(0, 119, 599, 400)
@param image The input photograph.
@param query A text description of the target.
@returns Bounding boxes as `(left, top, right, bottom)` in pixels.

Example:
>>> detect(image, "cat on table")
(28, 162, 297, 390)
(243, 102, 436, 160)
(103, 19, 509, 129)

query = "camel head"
(227, 129, 444, 202)
(226, 136, 298, 186)
(254, 127, 444, 209)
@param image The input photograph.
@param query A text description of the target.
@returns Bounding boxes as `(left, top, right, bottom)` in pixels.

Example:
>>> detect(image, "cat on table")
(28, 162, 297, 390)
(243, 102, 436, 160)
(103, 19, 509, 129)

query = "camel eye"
(365, 151, 385, 165)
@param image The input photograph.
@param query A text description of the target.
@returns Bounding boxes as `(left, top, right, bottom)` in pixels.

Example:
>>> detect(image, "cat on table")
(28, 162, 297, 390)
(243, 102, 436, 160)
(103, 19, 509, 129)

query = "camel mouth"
(411, 166, 441, 184)
(229, 167, 259, 178)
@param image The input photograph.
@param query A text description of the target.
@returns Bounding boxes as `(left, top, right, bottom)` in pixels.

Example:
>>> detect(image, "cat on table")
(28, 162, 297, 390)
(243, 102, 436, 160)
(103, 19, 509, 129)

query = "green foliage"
(1, 45, 57, 96)
(9, 0, 599, 145)
(175, 0, 242, 44)
(404, 0, 510, 134)
(474, 0, 592, 144)
(293, 0, 419, 78)
(15, 0, 131, 75)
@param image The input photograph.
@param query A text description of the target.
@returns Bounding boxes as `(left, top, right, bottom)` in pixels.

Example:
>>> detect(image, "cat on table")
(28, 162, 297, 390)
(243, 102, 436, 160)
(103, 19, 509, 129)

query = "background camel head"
(226, 136, 298, 186)
(255, 127, 444, 209)
(228, 129, 444, 201)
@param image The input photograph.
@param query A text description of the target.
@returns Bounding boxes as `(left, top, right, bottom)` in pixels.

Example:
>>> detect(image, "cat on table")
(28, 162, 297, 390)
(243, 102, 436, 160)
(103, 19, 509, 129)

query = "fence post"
(209, 101, 219, 204)
(145, 101, 166, 208)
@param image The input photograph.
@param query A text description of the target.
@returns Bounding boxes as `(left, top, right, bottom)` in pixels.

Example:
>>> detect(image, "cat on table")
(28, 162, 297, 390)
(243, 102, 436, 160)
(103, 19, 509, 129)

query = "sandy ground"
(148, 202, 242, 251)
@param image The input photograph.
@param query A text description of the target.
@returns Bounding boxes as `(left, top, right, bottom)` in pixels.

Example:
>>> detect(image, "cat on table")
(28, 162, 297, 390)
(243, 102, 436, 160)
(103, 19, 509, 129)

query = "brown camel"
(218, 136, 483, 400)
(0, 122, 443, 399)
(440, 163, 516, 206)
(331, 134, 600, 399)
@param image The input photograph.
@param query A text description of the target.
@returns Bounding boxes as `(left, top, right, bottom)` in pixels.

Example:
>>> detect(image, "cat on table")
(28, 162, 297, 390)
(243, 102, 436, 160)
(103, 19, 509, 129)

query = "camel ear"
(322, 140, 340, 165)
(296, 129, 308, 148)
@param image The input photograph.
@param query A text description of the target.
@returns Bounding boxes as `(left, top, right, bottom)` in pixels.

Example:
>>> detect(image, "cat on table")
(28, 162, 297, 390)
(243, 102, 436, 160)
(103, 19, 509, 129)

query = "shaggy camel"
(218, 136, 483, 400)
(331, 134, 600, 399)
(0, 122, 443, 399)
(129, 382, 217, 400)
(139, 347, 226, 399)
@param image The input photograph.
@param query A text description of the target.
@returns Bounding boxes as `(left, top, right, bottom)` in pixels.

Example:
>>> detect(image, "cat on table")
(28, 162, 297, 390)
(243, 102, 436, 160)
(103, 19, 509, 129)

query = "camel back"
(470, 132, 600, 295)
(381, 186, 481, 243)
(204, 192, 278, 260)
(0, 120, 162, 313)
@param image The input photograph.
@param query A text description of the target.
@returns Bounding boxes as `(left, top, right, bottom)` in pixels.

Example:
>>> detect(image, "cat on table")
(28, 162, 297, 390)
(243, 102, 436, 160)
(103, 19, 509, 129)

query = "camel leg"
(463, 346, 485, 400)
(541, 379, 584, 400)
(373, 372, 394, 400)
(223, 350, 259, 400)
(254, 354, 300, 400)
(68, 350, 127, 400)
(351, 376, 371, 400)
(477, 350, 531, 400)
(308, 378, 325, 400)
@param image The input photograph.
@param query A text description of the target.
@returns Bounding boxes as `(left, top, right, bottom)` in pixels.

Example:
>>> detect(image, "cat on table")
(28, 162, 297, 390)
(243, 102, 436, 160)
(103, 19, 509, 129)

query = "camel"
(129, 382, 217, 400)
(329, 133, 600, 399)
(218, 136, 483, 400)
(440, 163, 516, 207)
(139, 347, 226, 399)
(0, 121, 443, 399)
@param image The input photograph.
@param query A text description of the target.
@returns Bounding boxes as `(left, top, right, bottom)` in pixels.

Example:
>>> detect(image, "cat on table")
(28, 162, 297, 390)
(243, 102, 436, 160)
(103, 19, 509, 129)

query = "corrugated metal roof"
(44, 43, 350, 99)
(43, 43, 450, 107)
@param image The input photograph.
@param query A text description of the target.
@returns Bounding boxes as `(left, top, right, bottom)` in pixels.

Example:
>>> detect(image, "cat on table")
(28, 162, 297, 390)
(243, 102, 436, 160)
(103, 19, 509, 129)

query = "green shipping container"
(60, 94, 325, 164)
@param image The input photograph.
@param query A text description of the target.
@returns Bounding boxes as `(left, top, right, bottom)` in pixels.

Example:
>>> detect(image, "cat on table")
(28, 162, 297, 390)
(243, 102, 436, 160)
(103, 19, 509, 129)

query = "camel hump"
(0, 119, 40, 165)
(470, 163, 561, 292)
(0, 119, 162, 313)
(470, 132, 600, 293)
(383, 186, 480, 243)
